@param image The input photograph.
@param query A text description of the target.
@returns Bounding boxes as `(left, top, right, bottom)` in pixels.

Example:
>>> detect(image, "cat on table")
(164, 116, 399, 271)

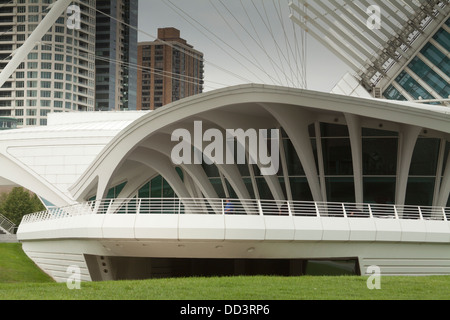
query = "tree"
(0, 187, 45, 226)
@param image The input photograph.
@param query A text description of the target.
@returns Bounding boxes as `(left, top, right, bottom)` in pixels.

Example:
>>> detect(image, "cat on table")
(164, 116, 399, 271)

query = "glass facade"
(383, 20, 450, 102)
(118, 122, 448, 207)
(95, 0, 138, 111)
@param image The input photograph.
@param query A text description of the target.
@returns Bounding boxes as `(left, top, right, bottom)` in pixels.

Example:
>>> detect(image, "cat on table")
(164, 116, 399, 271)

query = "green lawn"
(0, 243, 52, 284)
(1, 243, 450, 300)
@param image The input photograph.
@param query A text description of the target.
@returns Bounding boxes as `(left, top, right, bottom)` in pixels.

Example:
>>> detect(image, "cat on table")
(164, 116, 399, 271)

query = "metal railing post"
(257, 200, 264, 216)
(342, 203, 347, 218)
(393, 205, 399, 220)
(287, 201, 293, 217)
(314, 202, 320, 217)
(368, 204, 373, 218)
(418, 206, 424, 220)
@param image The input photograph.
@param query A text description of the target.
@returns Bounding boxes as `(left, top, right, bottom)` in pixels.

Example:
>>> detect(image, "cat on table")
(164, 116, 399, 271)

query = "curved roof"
(67, 84, 450, 206)
(0, 111, 147, 206)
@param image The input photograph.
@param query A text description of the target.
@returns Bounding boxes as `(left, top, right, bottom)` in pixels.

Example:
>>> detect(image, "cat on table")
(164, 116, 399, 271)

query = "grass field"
(1, 243, 450, 301)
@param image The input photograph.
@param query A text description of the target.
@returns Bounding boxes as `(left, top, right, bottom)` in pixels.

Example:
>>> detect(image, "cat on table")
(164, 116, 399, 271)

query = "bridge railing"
(0, 213, 15, 234)
(20, 198, 450, 224)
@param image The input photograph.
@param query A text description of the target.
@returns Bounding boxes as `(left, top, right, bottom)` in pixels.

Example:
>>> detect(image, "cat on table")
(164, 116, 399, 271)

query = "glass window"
(289, 177, 313, 201)
(420, 42, 450, 76)
(284, 139, 305, 176)
(395, 71, 435, 100)
(408, 57, 450, 98)
(138, 182, 150, 198)
(405, 177, 435, 207)
(322, 138, 353, 175)
(151, 175, 162, 198)
(433, 28, 450, 52)
(362, 138, 398, 175)
(325, 177, 355, 203)
(255, 177, 273, 200)
(209, 178, 226, 198)
(321, 123, 349, 137)
(363, 177, 396, 204)
(383, 85, 407, 101)
(409, 138, 440, 176)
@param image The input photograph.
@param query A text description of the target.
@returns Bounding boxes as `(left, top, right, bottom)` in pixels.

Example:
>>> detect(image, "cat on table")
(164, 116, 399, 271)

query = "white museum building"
(0, 0, 448, 281)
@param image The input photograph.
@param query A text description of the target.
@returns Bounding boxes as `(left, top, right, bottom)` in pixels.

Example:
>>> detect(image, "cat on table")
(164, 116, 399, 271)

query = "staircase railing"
(0, 213, 15, 234)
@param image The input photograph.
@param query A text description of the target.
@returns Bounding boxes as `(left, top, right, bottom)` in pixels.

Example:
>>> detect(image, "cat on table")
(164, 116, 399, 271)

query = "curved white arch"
(68, 85, 450, 207)
(0, 154, 74, 207)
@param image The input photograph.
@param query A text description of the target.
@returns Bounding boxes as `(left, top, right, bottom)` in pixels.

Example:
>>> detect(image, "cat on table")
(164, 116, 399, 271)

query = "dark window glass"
(202, 162, 220, 178)
(362, 128, 398, 137)
(383, 85, 407, 101)
(433, 28, 450, 52)
(325, 177, 355, 203)
(151, 175, 162, 198)
(322, 138, 353, 175)
(363, 177, 396, 204)
(209, 178, 226, 198)
(409, 138, 440, 176)
(405, 177, 436, 207)
(395, 71, 435, 100)
(284, 139, 305, 176)
(289, 177, 313, 201)
(408, 57, 450, 98)
(362, 138, 398, 175)
(255, 177, 274, 200)
(320, 123, 349, 137)
(420, 42, 450, 76)
(138, 182, 150, 198)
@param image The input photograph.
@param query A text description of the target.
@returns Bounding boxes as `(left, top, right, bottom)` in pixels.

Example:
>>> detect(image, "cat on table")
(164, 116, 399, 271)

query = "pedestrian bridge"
(17, 198, 450, 282)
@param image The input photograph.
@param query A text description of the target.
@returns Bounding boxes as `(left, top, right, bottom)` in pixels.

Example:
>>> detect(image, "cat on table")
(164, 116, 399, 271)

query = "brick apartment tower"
(137, 28, 204, 110)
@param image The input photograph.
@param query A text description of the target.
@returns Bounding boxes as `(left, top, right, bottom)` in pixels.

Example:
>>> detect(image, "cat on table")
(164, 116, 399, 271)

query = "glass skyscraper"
(95, 0, 138, 111)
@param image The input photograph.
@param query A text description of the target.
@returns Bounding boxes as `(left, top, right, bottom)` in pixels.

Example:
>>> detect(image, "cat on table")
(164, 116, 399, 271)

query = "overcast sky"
(137, 0, 352, 93)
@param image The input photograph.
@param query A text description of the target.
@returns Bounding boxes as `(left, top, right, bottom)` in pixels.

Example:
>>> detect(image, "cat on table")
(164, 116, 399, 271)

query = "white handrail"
(0, 213, 15, 234)
(20, 198, 450, 224)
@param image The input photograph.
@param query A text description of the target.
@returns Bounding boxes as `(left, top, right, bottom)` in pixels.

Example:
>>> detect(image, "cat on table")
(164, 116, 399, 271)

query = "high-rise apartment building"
(137, 27, 204, 110)
(0, 0, 96, 127)
(95, 0, 138, 111)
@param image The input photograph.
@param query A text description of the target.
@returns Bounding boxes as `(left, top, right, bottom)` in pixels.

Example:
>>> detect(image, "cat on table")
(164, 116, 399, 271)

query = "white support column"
(260, 103, 323, 202)
(196, 113, 285, 201)
(437, 147, 450, 208)
(128, 148, 191, 199)
(345, 114, 363, 204)
(395, 125, 422, 206)
(141, 137, 219, 200)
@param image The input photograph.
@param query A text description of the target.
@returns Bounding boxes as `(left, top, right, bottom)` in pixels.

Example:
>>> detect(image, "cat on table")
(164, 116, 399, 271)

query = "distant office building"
(137, 27, 204, 110)
(95, 0, 138, 111)
(0, 0, 96, 127)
